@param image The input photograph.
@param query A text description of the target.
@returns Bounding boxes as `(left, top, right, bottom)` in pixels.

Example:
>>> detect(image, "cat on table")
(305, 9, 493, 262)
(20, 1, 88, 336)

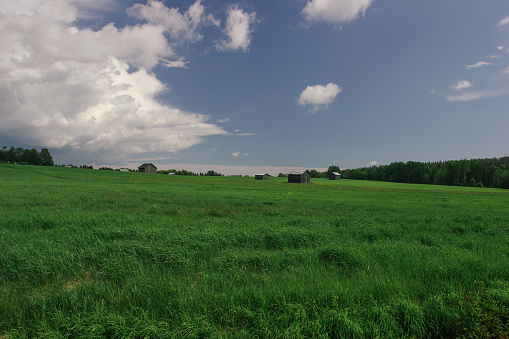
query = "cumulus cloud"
(302, 0, 373, 25)
(450, 80, 473, 91)
(298, 83, 342, 112)
(466, 61, 493, 69)
(369, 161, 379, 166)
(216, 5, 257, 52)
(0, 0, 227, 163)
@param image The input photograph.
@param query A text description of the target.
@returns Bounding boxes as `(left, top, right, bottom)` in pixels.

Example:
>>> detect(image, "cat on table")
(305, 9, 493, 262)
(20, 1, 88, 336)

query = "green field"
(1, 164, 508, 338)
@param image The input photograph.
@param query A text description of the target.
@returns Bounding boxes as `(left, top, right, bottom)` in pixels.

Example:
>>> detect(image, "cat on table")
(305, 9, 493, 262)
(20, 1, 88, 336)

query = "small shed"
(255, 173, 270, 180)
(288, 170, 311, 184)
(329, 172, 342, 180)
(119, 168, 129, 172)
(138, 163, 157, 174)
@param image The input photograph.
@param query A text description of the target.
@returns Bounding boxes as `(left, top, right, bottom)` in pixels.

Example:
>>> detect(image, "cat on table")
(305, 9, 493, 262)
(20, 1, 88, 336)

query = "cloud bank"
(0, 0, 239, 163)
(298, 83, 342, 112)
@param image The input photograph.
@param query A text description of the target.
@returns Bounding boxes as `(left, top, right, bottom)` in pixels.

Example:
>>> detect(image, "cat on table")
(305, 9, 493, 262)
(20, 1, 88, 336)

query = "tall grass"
(0, 164, 508, 338)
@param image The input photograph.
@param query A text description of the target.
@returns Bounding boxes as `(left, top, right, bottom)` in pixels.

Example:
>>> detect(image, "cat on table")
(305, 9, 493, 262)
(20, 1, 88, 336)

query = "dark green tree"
(326, 165, 341, 177)
(24, 148, 42, 165)
(40, 148, 54, 166)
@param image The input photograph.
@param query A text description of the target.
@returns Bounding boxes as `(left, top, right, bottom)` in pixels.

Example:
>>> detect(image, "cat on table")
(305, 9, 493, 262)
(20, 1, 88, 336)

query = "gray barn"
(138, 163, 157, 173)
(255, 173, 270, 180)
(329, 172, 342, 180)
(288, 170, 311, 184)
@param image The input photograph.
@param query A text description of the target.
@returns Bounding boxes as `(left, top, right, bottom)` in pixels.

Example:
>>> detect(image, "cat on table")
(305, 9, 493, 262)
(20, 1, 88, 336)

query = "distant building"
(119, 168, 129, 172)
(255, 173, 270, 180)
(168, 172, 176, 175)
(288, 170, 311, 184)
(138, 163, 157, 174)
(329, 172, 342, 180)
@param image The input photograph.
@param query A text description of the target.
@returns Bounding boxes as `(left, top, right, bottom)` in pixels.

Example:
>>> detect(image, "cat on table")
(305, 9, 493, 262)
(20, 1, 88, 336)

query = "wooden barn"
(288, 170, 311, 184)
(329, 172, 342, 180)
(138, 163, 157, 174)
(255, 173, 270, 180)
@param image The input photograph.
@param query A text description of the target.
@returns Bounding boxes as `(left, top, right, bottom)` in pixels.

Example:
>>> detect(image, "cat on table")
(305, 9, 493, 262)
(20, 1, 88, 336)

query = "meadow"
(0, 163, 508, 338)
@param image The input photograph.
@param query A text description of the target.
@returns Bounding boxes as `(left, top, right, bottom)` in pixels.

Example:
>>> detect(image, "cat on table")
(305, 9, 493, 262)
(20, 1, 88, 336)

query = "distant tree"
(278, 173, 287, 177)
(24, 148, 42, 165)
(0, 147, 6, 162)
(7, 147, 16, 162)
(309, 169, 321, 178)
(206, 170, 223, 176)
(326, 165, 341, 177)
(40, 148, 54, 166)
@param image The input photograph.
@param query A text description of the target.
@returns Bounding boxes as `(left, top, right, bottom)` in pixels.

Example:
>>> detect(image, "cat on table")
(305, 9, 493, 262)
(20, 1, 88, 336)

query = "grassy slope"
(0, 164, 508, 338)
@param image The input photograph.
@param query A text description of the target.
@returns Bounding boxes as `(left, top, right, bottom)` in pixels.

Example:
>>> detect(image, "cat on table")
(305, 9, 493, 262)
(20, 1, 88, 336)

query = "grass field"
(0, 163, 508, 338)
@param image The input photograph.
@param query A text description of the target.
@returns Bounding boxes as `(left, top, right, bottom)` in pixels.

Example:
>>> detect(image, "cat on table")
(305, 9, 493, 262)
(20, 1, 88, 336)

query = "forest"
(0, 146, 54, 166)
(338, 157, 509, 189)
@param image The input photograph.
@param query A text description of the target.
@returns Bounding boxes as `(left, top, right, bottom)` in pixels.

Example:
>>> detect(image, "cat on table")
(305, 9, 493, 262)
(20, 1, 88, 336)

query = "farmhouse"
(138, 163, 157, 174)
(255, 173, 270, 180)
(288, 170, 311, 184)
(329, 172, 342, 180)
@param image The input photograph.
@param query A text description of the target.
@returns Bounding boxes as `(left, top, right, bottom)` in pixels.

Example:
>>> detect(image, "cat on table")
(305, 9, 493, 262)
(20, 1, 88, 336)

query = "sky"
(1, 0, 509, 176)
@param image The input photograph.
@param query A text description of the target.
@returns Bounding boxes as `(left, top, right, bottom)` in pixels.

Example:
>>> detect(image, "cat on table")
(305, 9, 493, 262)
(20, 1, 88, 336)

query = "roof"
(332, 172, 341, 175)
(255, 173, 270, 176)
(288, 170, 310, 175)
(138, 163, 157, 169)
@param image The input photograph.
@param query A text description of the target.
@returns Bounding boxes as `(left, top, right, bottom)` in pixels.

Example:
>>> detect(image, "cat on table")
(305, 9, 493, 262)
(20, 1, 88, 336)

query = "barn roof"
(255, 173, 269, 176)
(138, 163, 157, 169)
(332, 172, 341, 175)
(288, 170, 310, 175)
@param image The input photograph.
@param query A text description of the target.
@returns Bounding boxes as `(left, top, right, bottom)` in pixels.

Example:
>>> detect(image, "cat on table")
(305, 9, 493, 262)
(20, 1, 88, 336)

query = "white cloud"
(217, 118, 230, 123)
(369, 161, 379, 166)
(127, 0, 219, 43)
(431, 88, 508, 102)
(298, 83, 342, 112)
(449, 80, 473, 91)
(466, 61, 493, 69)
(216, 5, 257, 52)
(233, 129, 255, 136)
(0, 0, 227, 163)
(161, 58, 190, 69)
(302, 0, 373, 25)
(232, 151, 249, 157)
(497, 16, 509, 27)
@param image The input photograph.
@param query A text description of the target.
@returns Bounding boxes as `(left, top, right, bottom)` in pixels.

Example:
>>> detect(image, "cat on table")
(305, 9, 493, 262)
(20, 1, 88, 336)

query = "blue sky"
(1, 0, 509, 175)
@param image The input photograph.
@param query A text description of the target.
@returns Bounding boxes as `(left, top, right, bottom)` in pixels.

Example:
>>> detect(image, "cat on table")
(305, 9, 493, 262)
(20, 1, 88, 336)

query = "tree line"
(0, 146, 54, 166)
(157, 169, 224, 176)
(339, 157, 509, 189)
